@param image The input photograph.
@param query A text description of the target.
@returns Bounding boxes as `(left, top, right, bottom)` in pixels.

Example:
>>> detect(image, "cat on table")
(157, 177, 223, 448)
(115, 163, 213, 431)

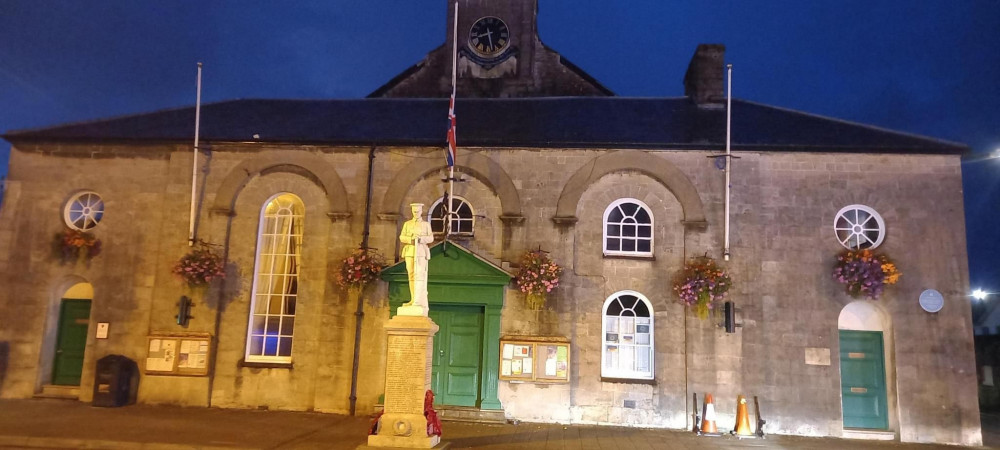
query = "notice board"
(145, 333, 212, 376)
(499, 336, 570, 383)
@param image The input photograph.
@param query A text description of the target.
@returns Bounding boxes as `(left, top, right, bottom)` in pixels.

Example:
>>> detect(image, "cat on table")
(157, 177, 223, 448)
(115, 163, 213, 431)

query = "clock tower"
(369, 0, 612, 98)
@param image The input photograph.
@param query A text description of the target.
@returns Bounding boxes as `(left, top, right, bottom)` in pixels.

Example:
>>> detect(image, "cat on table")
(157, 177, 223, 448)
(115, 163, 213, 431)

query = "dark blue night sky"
(1, 1, 997, 294)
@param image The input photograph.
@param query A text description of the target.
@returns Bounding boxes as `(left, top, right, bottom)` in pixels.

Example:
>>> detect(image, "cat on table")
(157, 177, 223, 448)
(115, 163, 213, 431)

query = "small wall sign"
(96, 322, 109, 339)
(804, 347, 831, 366)
(919, 289, 944, 313)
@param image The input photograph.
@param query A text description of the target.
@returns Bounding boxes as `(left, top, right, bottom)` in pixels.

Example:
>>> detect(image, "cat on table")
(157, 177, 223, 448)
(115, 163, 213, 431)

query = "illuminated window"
(245, 193, 304, 363)
(602, 291, 654, 379)
(603, 199, 653, 256)
(834, 205, 885, 249)
(428, 196, 474, 236)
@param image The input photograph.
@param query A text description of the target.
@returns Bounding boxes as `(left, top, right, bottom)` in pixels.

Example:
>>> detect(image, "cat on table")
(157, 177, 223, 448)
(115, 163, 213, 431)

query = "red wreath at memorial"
(425, 390, 442, 437)
(368, 390, 442, 437)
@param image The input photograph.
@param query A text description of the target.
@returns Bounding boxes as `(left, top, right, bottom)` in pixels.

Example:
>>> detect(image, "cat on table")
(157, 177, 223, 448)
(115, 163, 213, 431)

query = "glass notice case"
(499, 336, 570, 383)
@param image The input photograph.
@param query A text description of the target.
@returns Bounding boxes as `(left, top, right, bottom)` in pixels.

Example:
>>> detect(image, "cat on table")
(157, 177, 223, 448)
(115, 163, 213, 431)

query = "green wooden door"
(839, 330, 888, 429)
(429, 304, 484, 407)
(52, 299, 91, 386)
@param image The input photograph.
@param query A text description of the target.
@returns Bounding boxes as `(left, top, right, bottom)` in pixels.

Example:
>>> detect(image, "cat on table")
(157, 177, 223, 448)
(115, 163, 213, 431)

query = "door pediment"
(381, 241, 512, 287)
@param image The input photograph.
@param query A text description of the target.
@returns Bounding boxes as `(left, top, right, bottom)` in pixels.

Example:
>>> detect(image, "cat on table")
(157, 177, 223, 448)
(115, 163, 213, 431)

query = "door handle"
(439, 350, 445, 356)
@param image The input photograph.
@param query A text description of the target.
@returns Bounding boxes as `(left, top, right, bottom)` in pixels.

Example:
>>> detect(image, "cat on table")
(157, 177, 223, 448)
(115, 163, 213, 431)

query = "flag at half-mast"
(446, 94, 457, 167)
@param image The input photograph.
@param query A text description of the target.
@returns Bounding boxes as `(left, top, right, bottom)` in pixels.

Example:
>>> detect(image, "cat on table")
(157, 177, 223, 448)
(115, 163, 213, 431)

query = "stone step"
(35, 384, 80, 399)
(373, 404, 507, 424)
(842, 429, 895, 441)
(435, 406, 506, 424)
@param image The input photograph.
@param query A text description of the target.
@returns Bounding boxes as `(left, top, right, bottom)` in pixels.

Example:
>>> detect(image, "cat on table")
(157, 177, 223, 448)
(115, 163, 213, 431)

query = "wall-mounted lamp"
(176, 296, 193, 327)
(721, 301, 742, 333)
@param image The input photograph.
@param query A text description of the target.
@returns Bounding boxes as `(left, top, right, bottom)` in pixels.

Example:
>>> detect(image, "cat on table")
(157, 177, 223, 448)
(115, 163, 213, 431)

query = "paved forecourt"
(0, 399, 976, 449)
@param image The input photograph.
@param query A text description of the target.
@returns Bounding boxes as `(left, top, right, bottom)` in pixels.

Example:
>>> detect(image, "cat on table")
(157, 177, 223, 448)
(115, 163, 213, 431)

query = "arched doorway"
(50, 282, 93, 386)
(838, 301, 893, 430)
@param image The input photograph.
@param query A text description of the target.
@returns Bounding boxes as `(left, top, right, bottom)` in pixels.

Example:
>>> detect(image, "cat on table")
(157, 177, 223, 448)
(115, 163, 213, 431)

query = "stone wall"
(0, 142, 980, 445)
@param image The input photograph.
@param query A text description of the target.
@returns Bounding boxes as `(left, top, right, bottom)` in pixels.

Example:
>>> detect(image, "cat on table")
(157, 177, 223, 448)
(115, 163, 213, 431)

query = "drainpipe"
(349, 145, 376, 416)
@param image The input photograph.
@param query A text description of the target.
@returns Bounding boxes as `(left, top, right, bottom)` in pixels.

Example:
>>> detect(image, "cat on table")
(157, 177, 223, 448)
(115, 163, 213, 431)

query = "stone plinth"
(367, 315, 441, 449)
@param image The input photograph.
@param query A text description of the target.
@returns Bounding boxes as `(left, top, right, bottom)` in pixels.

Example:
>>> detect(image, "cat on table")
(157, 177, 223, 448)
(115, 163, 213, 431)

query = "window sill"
(602, 254, 655, 261)
(601, 377, 656, 386)
(239, 360, 293, 369)
(434, 233, 474, 240)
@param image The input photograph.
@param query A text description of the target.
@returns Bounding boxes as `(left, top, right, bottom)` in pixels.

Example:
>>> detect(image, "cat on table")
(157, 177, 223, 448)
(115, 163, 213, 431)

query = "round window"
(63, 191, 105, 231)
(834, 204, 885, 249)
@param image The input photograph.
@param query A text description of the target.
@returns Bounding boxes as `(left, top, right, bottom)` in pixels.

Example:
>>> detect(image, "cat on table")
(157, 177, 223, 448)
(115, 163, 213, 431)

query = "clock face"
(469, 16, 509, 57)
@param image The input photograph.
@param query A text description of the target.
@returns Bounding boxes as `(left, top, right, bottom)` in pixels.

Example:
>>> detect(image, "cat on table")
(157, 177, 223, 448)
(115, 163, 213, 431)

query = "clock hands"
(476, 30, 494, 51)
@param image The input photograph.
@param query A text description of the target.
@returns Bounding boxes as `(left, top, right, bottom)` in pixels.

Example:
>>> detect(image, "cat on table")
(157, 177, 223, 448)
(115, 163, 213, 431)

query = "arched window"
(602, 291, 654, 379)
(428, 195, 474, 235)
(834, 204, 885, 250)
(245, 193, 304, 363)
(603, 199, 653, 256)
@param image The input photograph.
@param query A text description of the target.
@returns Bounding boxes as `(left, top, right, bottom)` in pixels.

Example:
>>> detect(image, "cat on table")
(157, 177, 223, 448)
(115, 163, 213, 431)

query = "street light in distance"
(962, 149, 1000, 163)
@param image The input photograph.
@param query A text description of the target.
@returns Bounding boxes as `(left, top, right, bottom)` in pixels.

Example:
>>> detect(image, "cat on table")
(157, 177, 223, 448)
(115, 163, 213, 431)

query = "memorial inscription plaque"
(384, 334, 428, 415)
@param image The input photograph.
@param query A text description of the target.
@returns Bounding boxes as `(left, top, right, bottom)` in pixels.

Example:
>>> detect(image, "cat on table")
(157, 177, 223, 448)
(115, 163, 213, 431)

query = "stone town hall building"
(0, 1, 981, 445)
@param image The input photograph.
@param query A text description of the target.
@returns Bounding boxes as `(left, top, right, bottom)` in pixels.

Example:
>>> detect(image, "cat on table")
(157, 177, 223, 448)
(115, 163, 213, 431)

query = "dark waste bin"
(92, 354, 139, 407)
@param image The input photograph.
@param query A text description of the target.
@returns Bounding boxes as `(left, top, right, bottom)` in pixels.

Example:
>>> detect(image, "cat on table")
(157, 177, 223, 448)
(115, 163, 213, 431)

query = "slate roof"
(3, 97, 965, 154)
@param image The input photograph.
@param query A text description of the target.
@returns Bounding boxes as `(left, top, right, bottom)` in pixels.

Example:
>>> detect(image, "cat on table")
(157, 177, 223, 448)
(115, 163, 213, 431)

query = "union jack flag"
(446, 94, 456, 167)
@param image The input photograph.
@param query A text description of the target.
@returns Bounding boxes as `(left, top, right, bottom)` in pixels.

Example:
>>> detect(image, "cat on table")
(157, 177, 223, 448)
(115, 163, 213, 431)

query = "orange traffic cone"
(700, 393, 720, 435)
(733, 395, 754, 437)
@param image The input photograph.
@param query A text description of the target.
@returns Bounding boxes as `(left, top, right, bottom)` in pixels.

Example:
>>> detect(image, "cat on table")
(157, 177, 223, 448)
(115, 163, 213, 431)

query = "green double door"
(429, 304, 484, 407)
(52, 299, 92, 386)
(839, 330, 889, 429)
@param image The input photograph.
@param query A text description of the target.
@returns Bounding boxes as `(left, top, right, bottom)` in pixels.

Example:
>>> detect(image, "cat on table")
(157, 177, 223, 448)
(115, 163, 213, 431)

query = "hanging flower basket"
(514, 249, 563, 310)
(173, 243, 226, 288)
(335, 248, 387, 290)
(53, 228, 102, 264)
(833, 249, 901, 300)
(673, 256, 732, 319)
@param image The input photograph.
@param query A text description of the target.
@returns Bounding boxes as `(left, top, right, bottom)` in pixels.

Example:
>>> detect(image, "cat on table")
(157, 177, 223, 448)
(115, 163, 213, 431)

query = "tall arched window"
(603, 199, 653, 256)
(245, 193, 304, 363)
(601, 291, 654, 379)
(428, 195, 474, 235)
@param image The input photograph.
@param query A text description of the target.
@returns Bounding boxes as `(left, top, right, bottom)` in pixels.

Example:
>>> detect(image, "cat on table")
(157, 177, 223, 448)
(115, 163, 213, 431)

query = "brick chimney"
(683, 44, 726, 106)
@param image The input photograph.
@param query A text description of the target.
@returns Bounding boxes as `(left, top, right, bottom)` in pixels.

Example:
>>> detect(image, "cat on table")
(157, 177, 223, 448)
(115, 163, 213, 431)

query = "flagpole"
(446, 0, 458, 240)
(723, 63, 732, 261)
(189, 62, 203, 247)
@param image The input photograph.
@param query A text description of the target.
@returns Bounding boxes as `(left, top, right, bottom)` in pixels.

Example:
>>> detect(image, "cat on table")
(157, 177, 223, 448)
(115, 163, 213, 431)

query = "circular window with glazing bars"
(63, 191, 105, 231)
(834, 204, 885, 249)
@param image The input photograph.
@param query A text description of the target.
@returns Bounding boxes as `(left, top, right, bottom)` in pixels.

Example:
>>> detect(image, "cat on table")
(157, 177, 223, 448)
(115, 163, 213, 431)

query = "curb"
(0, 435, 254, 450)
